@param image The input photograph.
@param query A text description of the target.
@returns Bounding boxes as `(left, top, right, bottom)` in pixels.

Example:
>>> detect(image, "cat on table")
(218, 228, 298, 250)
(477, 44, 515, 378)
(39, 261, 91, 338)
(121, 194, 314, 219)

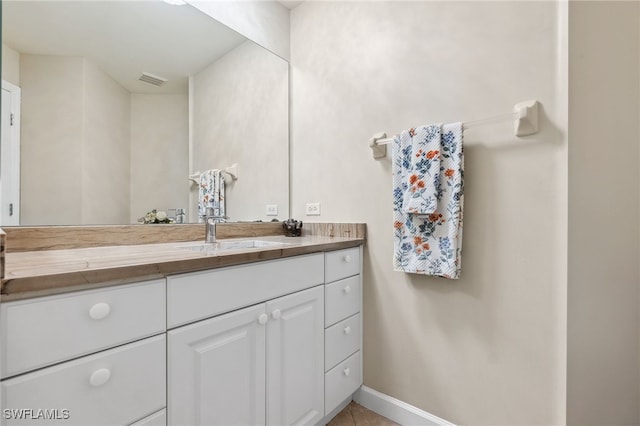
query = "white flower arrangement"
(138, 209, 174, 224)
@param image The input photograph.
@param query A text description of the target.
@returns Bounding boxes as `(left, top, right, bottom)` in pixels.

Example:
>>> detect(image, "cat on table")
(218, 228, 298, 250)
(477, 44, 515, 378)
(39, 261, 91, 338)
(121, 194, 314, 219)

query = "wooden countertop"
(1, 235, 365, 301)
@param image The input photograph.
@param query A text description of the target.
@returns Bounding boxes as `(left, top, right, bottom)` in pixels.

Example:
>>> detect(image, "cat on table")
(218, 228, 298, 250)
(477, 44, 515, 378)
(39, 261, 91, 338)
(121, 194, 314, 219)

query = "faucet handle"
(203, 208, 228, 223)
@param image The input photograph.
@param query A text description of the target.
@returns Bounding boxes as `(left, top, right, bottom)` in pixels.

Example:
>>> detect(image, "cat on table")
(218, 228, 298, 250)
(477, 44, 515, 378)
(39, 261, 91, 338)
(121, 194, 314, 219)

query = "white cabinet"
(325, 351, 362, 415)
(325, 247, 360, 284)
(325, 275, 361, 327)
(168, 303, 266, 426)
(130, 410, 167, 426)
(1, 279, 166, 378)
(325, 313, 360, 371)
(168, 285, 324, 426)
(1, 335, 166, 426)
(167, 254, 324, 328)
(266, 286, 324, 426)
(323, 247, 363, 416)
(0, 244, 364, 426)
(0, 280, 167, 426)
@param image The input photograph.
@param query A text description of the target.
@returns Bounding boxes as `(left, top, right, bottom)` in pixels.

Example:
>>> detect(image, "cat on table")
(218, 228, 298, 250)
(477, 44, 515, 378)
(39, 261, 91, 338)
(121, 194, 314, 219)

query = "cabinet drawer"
(325, 313, 360, 372)
(325, 275, 361, 327)
(325, 248, 360, 283)
(167, 253, 324, 328)
(130, 409, 166, 426)
(1, 335, 166, 426)
(1, 280, 166, 378)
(324, 351, 362, 416)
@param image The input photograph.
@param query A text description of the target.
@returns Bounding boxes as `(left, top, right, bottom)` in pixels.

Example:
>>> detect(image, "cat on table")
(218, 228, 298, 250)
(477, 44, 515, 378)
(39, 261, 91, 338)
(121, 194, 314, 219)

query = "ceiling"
(277, 1, 304, 9)
(2, 0, 247, 94)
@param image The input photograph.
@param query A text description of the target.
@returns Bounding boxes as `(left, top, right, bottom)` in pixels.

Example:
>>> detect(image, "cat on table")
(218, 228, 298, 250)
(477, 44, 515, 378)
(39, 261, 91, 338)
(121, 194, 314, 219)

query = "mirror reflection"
(1, 0, 289, 226)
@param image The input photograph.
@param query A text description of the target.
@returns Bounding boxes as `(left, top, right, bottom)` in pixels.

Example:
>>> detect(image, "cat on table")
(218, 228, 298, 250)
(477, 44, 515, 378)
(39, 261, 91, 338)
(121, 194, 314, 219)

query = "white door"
(168, 303, 267, 426)
(1, 81, 21, 226)
(266, 286, 324, 426)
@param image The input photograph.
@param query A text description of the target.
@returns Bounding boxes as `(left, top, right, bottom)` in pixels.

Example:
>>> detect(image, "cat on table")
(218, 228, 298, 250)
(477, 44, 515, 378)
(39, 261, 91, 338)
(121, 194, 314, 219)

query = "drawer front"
(167, 253, 324, 328)
(325, 248, 360, 283)
(325, 275, 361, 327)
(1, 335, 166, 426)
(324, 351, 362, 416)
(325, 313, 360, 372)
(129, 409, 166, 426)
(1, 280, 166, 378)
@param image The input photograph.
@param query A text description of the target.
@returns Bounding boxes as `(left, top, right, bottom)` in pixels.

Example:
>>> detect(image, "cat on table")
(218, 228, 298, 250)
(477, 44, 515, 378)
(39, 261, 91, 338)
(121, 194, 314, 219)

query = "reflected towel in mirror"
(198, 170, 225, 218)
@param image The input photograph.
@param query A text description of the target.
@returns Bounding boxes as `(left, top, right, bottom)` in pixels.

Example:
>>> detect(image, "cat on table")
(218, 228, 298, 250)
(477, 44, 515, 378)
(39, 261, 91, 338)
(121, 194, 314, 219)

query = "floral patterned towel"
(198, 169, 225, 219)
(400, 124, 441, 215)
(392, 122, 464, 278)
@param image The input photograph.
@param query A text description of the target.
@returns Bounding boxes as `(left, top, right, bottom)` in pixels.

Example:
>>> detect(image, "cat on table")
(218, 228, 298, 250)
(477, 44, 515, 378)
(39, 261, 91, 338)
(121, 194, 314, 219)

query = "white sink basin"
(180, 239, 289, 253)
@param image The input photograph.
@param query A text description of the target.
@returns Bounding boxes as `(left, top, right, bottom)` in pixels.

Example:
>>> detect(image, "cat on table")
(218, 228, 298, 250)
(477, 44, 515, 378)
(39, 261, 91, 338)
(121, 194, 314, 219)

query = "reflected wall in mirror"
(1, 0, 289, 226)
(190, 40, 288, 224)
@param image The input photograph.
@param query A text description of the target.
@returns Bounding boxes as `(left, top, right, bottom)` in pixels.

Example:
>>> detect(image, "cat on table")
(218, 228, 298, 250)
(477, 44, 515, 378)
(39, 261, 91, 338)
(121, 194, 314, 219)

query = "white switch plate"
(266, 204, 278, 216)
(306, 203, 321, 216)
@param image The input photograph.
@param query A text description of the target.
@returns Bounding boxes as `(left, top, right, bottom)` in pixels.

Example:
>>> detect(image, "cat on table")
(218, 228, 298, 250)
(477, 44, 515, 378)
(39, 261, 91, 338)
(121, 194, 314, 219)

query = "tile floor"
(327, 401, 400, 426)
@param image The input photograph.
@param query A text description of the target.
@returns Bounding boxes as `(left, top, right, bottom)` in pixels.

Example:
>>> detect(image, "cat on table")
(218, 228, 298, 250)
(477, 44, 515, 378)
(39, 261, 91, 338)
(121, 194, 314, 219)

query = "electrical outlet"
(306, 203, 321, 216)
(266, 204, 278, 216)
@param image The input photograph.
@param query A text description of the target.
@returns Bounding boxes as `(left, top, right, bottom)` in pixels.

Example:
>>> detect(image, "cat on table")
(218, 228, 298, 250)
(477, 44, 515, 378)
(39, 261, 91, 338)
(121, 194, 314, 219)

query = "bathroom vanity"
(0, 225, 364, 426)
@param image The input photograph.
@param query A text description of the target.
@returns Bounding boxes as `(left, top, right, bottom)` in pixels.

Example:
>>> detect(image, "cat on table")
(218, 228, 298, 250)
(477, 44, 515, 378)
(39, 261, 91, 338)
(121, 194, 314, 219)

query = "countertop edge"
(1, 238, 365, 302)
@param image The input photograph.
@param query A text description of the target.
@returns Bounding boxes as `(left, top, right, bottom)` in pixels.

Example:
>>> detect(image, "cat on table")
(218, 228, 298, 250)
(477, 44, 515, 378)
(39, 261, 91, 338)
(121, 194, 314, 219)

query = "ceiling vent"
(139, 72, 167, 87)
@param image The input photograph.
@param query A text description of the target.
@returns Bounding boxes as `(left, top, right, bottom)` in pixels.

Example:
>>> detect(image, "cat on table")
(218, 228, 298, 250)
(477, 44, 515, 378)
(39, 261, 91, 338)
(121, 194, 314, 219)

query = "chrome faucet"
(204, 207, 227, 243)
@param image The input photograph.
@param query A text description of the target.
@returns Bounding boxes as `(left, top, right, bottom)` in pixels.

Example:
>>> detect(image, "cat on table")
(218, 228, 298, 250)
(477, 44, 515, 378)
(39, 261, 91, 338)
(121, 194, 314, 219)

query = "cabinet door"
(168, 304, 266, 426)
(266, 286, 324, 426)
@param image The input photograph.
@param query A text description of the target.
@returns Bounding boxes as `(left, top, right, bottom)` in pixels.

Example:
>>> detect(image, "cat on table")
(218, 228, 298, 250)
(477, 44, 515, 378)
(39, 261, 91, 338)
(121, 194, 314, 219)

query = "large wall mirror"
(1, 0, 289, 226)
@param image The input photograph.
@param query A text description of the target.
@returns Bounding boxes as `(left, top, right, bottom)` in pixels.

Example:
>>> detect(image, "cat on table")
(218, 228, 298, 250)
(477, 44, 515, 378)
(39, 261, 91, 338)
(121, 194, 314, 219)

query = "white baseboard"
(353, 386, 456, 426)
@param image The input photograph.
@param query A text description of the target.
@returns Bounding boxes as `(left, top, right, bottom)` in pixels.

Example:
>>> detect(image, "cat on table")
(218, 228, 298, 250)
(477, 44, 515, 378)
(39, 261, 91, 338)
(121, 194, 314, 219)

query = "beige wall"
(19, 55, 131, 225)
(130, 94, 189, 223)
(291, 2, 568, 424)
(567, 2, 640, 424)
(83, 60, 130, 225)
(1, 44, 20, 86)
(191, 40, 288, 222)
(19, 55, 84, 225)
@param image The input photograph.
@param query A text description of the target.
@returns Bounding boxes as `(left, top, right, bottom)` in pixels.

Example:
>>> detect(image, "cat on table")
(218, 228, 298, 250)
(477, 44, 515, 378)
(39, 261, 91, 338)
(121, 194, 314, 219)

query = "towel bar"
(369, 100, 540, 159)
(189, 163, 238, 183)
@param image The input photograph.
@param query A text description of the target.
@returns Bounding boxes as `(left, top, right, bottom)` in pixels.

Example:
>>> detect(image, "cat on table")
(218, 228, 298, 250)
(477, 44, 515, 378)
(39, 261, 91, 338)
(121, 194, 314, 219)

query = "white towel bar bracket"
(224, 163, 239, 181)
(514, 99, 539, 137)
(369, 132, 388, 159)
(369, 99, 540, 159)
(189, 163, 239, 184)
